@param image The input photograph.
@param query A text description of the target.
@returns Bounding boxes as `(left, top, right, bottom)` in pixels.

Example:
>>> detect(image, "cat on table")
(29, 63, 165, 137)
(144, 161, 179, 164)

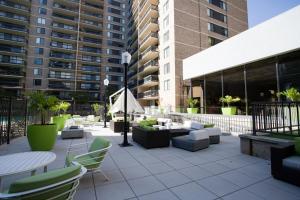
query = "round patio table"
(0, 152, 56, 190)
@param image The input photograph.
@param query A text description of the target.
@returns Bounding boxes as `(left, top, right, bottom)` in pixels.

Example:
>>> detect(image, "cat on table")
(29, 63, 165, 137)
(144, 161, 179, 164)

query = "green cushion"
(89, 137, 110, 152)
(295, 137, 300, 155)
(204, 124, 215, 128)
(139, 124, 156, 131)
(66, 154, 99, 170)
(138, 119, 157, 127)
(8, 165, 81, 200)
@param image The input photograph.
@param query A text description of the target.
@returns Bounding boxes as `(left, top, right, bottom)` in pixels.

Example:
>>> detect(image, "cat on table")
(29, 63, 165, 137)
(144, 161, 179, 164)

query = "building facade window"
(163, 15, 169, 29)
(163, 31, 169, 43)
(163, 46, 170, 59)
(38, 7, 47, 15)
(39, 0, 47, 5)
(33, 79, 42, 86)
(36, 27, 45, 34)
(37, 17, 46, 25)
(207, 9, 227, 23)
(36, 37, 45, 45)
(34, 58, 43, 65)
(208, 0, 226, 10)
(35, 47, 44, 55)
(208, 23, 228, 36)
(164, 63, 170, 74)
(33, 68, 42, 76)
(164, 79, 170, 91)
(208, 36, 222, 46)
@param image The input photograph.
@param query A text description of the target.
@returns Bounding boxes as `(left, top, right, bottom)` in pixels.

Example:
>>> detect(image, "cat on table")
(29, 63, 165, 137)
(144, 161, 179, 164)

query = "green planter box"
(187, 108, 198, 114)
(221, 107, 237, 115)
(27, 124, 58, 151)
(51, 116, 66, 131)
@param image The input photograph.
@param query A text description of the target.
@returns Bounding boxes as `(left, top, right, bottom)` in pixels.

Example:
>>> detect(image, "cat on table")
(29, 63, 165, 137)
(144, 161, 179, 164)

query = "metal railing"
(252, 102, 300, 135)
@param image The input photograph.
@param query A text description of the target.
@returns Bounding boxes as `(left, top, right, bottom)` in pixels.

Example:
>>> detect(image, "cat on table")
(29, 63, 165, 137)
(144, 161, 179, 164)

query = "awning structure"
(109, 88, 144, 114)
(182, 5, 300, 80)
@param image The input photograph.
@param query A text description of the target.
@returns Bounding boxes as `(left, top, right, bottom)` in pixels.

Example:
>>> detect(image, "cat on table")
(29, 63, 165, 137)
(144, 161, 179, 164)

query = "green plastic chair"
(66, 137, 112, 180)
(0, 164, 87, 200)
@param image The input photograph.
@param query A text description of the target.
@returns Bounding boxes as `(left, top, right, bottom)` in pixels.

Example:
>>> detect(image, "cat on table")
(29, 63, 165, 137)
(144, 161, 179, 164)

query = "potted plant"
(187, 98, 199, 114)
(51, 101, 70, 131)
(219, 95, 241, 115)
(277, 87, 300, 101)
(27, 91, 59, 151)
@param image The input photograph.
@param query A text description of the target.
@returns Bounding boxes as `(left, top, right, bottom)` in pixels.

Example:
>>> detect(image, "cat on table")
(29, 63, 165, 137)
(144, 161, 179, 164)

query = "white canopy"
(109, 88, 144, 114)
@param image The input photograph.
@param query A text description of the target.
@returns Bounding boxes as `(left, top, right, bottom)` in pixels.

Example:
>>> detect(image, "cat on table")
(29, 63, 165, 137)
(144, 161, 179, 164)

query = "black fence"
(0, 97, 27, 145)
(252, 102, 300, 135)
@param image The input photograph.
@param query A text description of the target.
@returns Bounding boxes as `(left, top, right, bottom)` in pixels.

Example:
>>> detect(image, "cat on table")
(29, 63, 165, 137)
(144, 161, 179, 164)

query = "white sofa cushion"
(157, 118, 172, 123)
(183, 121, 204, 130)
(205, 128, 221, 136)
(189, 130, 209, 140)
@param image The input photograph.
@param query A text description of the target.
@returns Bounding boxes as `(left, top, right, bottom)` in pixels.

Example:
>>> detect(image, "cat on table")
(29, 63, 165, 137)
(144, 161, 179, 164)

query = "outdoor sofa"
(270, 141, 300, 187)
(132, 126, 170, 149)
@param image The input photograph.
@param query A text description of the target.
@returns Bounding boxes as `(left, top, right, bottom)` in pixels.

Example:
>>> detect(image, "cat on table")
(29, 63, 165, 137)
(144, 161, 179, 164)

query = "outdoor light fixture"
(103, 78, 109, 128)
(120, 51, 132, 147)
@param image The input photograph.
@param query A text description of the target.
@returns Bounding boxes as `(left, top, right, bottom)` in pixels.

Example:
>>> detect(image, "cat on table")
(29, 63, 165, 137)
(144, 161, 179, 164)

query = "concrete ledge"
(239, 134, 293, 160)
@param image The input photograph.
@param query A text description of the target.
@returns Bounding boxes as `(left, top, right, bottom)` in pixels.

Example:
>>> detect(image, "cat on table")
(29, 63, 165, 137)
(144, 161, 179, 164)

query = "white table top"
(0, 152, 56, 177)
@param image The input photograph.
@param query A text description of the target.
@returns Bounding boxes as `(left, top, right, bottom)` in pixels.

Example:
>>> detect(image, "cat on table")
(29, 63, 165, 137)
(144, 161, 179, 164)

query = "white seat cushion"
(205, 128, 221, 136)
(283, 156, 300, 170)
(189, 130, 209, 140)
(183, 121, 204, 130)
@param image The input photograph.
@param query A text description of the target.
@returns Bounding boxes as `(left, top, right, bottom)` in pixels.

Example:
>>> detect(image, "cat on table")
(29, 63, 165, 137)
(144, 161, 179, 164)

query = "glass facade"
(192, 50, 300, 115)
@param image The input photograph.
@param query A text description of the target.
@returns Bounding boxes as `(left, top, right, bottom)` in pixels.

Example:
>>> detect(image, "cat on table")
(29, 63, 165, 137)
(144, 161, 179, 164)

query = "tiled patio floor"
(1, 126, 300, 200)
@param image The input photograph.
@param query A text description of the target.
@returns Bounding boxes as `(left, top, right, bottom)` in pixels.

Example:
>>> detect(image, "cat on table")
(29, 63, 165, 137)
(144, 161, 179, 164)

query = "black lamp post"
(103, 78, 109, 128)
(119, 51, 132, 147)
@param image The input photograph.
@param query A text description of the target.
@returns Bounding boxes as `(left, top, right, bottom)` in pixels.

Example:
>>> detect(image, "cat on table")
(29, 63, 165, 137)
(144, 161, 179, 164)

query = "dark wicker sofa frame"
(132, 126, 170, 149)
(271, 144, 300, 187)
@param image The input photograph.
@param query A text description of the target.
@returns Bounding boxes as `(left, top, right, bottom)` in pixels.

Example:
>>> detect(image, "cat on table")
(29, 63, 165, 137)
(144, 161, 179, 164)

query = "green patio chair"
(66, 137, 112, 180)
(0, 164, 87, 200)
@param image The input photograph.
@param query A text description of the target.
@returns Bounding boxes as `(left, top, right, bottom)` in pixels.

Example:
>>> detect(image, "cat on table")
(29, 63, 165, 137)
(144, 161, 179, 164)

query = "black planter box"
(110, 120, 129, 133)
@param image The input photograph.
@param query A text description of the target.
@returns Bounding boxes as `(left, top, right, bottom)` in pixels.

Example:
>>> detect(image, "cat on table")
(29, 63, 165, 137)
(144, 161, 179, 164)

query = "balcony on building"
(0, 68, 24, 78)
(0, 1, 30, 15)
(48, 81, 73, 90)
(138, 59, 158, 77)
(52, 2, 79, 16)
(49, 51, 76, 61)
(138, 74, 158, 88)
(0, 78, 22, 89)
(52, 22, 78, 34)
(49, 60, 75, 70)
(50, 41, 76, 53)
(139, 45, 158, 64)
(139, 4, 158, 28)
(0, 44, 25, 55)
(139, 32, 158, 51)
(137, 89, 158, 99)
(0, 11, 29, 25)
(52, 13, 78, 25)
(0, 22, 27, 35)
(0, 55, 25, 66)
(139, 18, 158, 40)
(0, 33, 26, 45)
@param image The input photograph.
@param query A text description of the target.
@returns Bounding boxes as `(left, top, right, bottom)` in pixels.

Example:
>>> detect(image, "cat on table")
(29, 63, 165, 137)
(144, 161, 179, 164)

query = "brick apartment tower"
(0, 0, 128, 102)
(127, 0, 248, 111)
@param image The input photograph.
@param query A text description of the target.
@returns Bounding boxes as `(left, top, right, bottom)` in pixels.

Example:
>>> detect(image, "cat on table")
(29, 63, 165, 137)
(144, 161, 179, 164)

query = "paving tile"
(144, 162, 174, 175)
(138, 190, 179, 200)
(74, 188, 96, 200)
(171, 182, 217, 200)
(155, 171, 192, 188)
(78, 173, 94, 190)
(218, 170, 259, 187)
(128, 176, 166, 196)
(246, 181, 300, 200)
(179, 166, 213, 180)
(164, 158, 194, 170)
(262, 178, 300, 196)
(93, 169, 124, 186)
(222, 189, 264, 200)
(197, 176, 240, 197)
(199, 162, 231, 175)
(95, 181, 135, 200)
(120, 165, 151, 180)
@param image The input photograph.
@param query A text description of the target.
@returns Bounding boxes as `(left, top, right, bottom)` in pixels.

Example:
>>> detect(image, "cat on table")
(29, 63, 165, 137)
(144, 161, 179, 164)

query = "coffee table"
(0, 152, 56, 190)
(168, 128, 190, 138)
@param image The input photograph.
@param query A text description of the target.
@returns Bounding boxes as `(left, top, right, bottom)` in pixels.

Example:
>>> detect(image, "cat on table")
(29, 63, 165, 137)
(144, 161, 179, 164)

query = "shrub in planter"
(51, 101, 71, 131)
(219, 95, 240, 115)
(187, 98, 199, 114)
(27, 91, 59, 151)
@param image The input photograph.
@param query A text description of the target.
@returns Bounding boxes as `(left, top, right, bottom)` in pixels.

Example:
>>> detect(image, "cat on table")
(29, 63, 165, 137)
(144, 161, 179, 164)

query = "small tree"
(187, 98, 199, 108)
(27, 91, 59, 125)
(50, 101, 71, 115)
(277, 87, 300, 101)
(219, 95, 240, 107)
(91, 103, 103, 116)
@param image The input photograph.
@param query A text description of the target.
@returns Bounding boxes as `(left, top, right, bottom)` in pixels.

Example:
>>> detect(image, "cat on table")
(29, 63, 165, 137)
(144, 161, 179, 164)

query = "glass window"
(33, 68, 42, 76)
(163, 46, 170, 59)
(164, 79, 170, 91)
(164, 63, 170, 74)
(39, 0, 47, 5)
(36, 27, 45, 34)
(163, 15, 169, 29)
(163, 0, 169, 13)
(208, 23, 228, 36)
(208, 36, 222, 46)
(34, 58, 43, 65)
(207, 9, 227, 23)
(35, 47, 44, 55)
(38, 7, 47, 15)
(206, 72, 222, 114)
(37, 17, 46, 25)
(36, 37, 45, 45)
(208, 0, 226, 10)
(163, 31, 169, 43)
(33, 79, 42, 86)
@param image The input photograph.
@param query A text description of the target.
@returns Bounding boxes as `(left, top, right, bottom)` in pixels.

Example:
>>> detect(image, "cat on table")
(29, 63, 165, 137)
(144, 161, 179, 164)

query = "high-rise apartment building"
(0, 0, 127, 101)
(127, 0, 248, 111)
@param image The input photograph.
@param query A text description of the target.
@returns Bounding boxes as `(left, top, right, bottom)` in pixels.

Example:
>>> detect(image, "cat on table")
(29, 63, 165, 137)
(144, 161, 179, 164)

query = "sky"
(247, 0, 300, 27)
